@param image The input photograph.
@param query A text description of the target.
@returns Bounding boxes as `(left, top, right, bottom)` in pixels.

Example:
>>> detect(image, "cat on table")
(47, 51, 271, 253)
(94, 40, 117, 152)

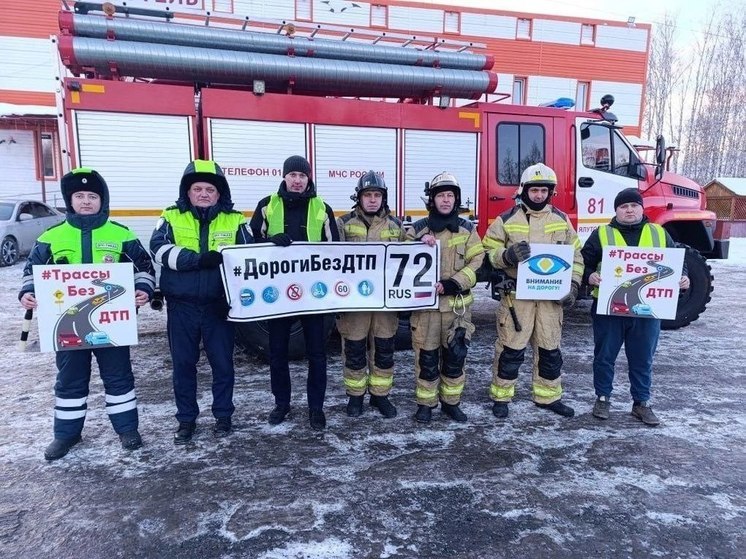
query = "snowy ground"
(1, 240, 744, 558)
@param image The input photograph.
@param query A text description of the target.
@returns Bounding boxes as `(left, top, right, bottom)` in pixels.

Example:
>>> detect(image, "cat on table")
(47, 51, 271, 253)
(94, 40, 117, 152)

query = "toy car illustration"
(84, 331, 111, 345)
(66, 306, 79, 315)
(632, 303, 654, 316)
(644, 274, 656, 282)
(91, 296, 106, 306)
(611, 300, 629, 314)
(57, 332, 83, 347)
(621, 281, 632, 288)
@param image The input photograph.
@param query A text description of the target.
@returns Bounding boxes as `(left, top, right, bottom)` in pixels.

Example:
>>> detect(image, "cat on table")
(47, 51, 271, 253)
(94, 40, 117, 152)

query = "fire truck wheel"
(661, 245, 713, 330)
(235, 314, 336, 361)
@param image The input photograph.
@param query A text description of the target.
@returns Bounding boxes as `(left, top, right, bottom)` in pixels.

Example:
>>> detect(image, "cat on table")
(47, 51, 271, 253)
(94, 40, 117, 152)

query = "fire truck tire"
(661, 245, 713, 330)
(235, 314, 336, 361)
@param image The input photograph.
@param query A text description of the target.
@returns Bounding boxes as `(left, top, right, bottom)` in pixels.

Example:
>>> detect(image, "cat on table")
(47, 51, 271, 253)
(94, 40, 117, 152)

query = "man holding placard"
(483, 163, 583, 419)
(581, 188, 689, 426)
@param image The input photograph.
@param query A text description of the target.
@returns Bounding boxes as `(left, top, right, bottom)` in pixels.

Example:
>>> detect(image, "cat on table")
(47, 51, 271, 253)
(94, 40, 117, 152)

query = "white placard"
(221, 242, 440, 321)
(515, 244, 575, 300)
(32, 264, 138, 353)
(596, 246, 685, 319)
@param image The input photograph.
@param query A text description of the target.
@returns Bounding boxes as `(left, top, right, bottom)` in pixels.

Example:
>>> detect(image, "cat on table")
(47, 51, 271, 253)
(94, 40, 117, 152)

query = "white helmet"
(425, 171, 461, 210)
(517, 163, 557, 196)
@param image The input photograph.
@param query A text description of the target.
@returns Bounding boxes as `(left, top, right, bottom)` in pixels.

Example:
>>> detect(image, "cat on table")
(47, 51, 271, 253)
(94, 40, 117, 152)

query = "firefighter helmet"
(518, 163, 557, 194)
(425, 171, 461, 210)
(351, 170, 387, 203)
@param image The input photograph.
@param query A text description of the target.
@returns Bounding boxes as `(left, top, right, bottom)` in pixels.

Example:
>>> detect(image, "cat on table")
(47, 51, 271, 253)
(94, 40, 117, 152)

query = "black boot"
(119, 430, 143, 450)
(441, 402, 467, 422)
(309, 408, 326, 431)
(492, 402, 509, 418)
(268, 405, 291, 425)
(536, 400, 575, 417)
(414, 405, 432, 423)
(370, 395, 397, 418)
(174, 421, 196, 445)
(213, 417, 232, 438)
(346, 395, 365, 417)
(44, 435, 81, 461)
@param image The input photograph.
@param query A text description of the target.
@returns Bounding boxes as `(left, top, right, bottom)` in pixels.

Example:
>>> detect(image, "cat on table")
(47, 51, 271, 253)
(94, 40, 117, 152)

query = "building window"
(371, 5, 387, 27)
(516, 18, 531, 39)
(497, 123, 545, 185)
(581, 24, 595, 45)
(40, 133, 56, 179)
(576, 81, 589, 111)
(512, 77, 526, 105)
(296, 0, 311, 21)
(444, 11, 460, 33)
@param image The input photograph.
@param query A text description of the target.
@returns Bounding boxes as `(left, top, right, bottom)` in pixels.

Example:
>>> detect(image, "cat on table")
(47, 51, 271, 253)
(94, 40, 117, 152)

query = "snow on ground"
(0, 240, 744, 558)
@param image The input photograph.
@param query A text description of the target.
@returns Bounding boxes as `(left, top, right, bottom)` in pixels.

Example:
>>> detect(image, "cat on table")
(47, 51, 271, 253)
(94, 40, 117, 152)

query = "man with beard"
(482, 163, 583, 420)
(250, 155, 339, 431)
(406, 172, 484, 424)
(336, 171, 405, 419)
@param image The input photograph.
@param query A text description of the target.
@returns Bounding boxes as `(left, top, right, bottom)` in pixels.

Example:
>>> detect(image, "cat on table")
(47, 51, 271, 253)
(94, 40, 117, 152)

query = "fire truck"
(54, 4, 726, 357)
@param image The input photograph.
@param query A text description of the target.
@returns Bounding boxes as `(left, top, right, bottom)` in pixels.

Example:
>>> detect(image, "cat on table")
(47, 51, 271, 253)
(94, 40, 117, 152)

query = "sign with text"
(220, 242, 440, 321)
(597, 246, 684, 319)
(515, 244, 575, 300)
(33, 264, 138, 353)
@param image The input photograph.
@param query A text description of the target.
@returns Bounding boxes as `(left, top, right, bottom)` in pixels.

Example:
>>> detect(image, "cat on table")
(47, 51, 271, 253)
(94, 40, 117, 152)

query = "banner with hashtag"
(219, 241, 440, 321)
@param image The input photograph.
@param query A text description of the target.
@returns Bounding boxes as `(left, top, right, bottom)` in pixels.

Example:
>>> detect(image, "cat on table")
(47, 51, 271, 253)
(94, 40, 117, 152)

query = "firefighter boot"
(414, 405, 432, 424)
(346, 395, 365, 417)
(536, 400, 575, 417)
(441, 402, 467, 422)
(119, 430, 143, 450)
(370, 395, 397, 418)
(174, 421, 196, 445)
(309, 408, 326, 431)
(492, 402, 509, 419)
(44, 435, 82, 461)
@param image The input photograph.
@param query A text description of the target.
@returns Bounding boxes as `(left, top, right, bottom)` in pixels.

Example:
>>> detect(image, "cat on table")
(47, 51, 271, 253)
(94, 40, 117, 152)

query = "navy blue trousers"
(54, 346, 137, 440)
(592, 302, 661, 403)
(167, 301, 236, 423)
(268, 314, 327, 410)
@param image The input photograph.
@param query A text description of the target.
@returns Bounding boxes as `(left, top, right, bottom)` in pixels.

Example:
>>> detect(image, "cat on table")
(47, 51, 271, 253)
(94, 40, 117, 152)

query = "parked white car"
(0, 200, 65, 266)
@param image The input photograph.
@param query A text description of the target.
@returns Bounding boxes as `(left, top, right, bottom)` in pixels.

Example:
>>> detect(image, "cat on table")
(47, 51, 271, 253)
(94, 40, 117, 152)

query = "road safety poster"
(597, 246, 684, 319)
(221, 242, 440, 321)
(515, 244, 575, 300)
(33, 264, 138, 352)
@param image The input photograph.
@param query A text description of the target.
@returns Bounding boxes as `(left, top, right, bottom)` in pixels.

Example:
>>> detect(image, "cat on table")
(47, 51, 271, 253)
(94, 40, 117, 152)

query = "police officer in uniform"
(337, 171, 405, 418)
(482, 163, 583, 419)
(151, 160, 253, 444)
(406, 172, 484, 423)
(20, 167, 155, 460)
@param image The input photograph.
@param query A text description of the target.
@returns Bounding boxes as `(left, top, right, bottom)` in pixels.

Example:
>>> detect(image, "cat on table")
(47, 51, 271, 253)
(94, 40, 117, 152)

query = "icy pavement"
(0, 240, 744, 558)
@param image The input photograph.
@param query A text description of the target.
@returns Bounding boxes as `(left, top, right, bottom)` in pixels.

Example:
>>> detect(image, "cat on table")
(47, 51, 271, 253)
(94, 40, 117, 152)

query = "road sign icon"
(335, 281, 350, 297)
(287, 284, 303, 301)
(357, 280, 373, 296)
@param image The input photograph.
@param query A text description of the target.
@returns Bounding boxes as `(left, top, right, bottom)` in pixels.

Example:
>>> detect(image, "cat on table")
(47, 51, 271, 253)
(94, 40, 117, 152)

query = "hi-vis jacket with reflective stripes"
(337, 207, 405, 243)
(483, 204, 583, 285)
(406, 217, 484, 312)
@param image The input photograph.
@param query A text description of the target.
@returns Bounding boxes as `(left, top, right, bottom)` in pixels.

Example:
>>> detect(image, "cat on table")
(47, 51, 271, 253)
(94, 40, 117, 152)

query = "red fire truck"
(55, 5, 726, 355)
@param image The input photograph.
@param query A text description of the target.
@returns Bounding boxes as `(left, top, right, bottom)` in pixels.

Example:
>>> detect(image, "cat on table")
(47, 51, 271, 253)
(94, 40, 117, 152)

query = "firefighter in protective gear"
(337, 171, 405, 418)
(151, 160, 253, 444)
(19, 167, 155, 460)
(482, 163, 583, 419)
(406, 172, 484, 423)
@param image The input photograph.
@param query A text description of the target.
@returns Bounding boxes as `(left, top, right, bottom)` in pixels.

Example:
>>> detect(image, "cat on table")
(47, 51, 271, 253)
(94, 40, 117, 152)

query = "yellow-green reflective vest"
(266, 194, 326, 242)
(593, 222, 666, 297)
(39, 221, 135, 264)
(162, 208, 244, 251)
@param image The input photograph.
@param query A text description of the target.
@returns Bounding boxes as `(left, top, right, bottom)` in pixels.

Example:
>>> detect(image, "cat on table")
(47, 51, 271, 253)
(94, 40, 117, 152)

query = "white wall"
(460, 13, 516, 39)
(590, 81, 643, 126)
(533, 19, 581, 46)
(0, 37, 57, 93)
(595, 25, 648, 52)
(313, 0, 370, 27)
(527, 76, 577, 106)
(388, 6, 443, 33)
(0, 129, 60, 203)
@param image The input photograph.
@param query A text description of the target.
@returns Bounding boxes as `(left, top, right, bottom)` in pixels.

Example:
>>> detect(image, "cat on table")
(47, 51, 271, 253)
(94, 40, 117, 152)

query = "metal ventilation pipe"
(59, 36, 498, 99)
(60, 11, 494, 71)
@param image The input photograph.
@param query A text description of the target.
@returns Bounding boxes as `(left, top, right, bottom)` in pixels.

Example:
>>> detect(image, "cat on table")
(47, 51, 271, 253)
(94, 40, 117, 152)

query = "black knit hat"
(282, 155, 312, 177)
(614, 188, 643, 209)
(61, 167, 108, 211)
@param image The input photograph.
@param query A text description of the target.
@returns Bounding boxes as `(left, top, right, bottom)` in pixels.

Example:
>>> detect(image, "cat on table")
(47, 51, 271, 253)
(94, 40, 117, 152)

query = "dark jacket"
(250, 179, 339, 242)
(581, 216, 686, 285)
(150, 167, 253, 304)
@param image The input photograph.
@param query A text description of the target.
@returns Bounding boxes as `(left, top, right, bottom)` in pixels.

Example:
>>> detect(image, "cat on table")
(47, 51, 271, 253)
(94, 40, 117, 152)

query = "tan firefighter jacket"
(406, 216, 484, 312)
(337, 207, 405, 243)
(483, 204, 583, 285)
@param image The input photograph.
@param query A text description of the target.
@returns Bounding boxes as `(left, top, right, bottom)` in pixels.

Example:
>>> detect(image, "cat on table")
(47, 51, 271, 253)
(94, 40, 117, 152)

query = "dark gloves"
(199, 250, 223, 269)
(269, 233, 293, 247)
(503, 241, 531, 266)
(558, 281, 579, 309)
(54, 256, 69, 264)
(214, 296, 231, 320)
(440, 278, 462, 296)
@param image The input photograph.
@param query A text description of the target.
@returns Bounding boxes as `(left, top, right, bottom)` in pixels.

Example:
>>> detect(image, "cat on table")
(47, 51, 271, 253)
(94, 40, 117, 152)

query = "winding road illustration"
(605, 260, 675, 318)
(53, 279, 126, 351)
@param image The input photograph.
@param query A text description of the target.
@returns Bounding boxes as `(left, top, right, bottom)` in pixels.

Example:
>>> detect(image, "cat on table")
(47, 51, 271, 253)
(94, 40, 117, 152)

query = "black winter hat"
(61, 167, 106, 200)
(282, 155, 312, 177)
(614, 188, 643, 209)
(179, 159, 231, 202)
